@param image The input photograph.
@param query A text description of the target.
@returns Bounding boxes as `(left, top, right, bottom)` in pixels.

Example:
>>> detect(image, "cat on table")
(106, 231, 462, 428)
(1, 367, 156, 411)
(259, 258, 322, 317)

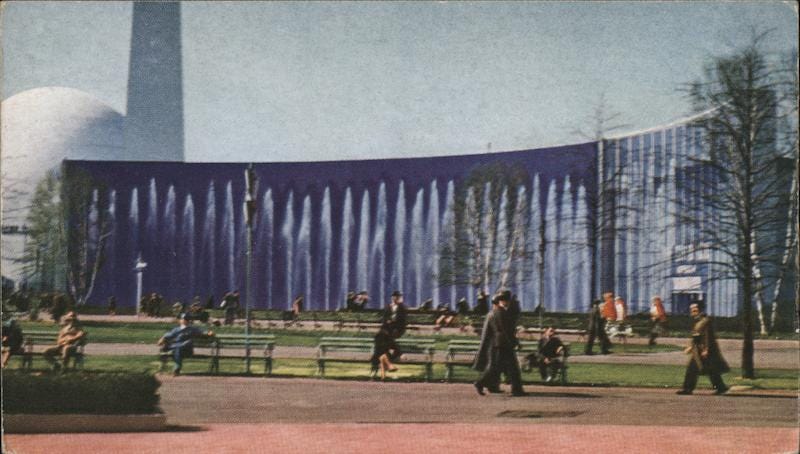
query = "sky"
(2, 1, 798, 162)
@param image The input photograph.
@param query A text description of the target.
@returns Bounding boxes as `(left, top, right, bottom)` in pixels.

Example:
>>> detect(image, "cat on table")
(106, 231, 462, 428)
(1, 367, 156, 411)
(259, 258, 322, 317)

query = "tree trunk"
(769, 170, 798, 333)
(750, 239, 768, 335)
(741, 244, 756, 379)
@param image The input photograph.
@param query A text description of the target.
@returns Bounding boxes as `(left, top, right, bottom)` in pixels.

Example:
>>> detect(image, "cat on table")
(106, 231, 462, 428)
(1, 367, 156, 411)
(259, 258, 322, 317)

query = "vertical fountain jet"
(125, 2, 185, 161)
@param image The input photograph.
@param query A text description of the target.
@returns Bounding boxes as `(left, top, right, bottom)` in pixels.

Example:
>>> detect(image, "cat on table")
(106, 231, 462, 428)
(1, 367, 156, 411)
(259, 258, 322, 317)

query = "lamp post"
(243, 164, 257, 373)
(134, 254, 147, 317)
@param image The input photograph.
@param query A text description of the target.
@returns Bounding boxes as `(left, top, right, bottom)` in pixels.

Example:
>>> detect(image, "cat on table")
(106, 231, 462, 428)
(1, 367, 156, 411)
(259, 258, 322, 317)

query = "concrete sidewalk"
(5, 377, 798, 453)
(6, 423, 798, 454)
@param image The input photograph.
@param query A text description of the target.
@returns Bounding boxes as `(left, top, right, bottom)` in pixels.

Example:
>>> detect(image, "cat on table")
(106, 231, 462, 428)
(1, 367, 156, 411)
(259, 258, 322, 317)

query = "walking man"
(676, 303, 729, 395)
(584, 299, 612, 355)
(474, 290, 524, 397)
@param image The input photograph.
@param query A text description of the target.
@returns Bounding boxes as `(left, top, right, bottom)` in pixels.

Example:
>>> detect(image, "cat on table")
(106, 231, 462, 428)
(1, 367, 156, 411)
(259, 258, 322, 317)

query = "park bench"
(316, 336, 436, 381)
(522, 327, 587, 341)
(334, 315, 384, 332)
(605, 323, 635, 348)
(20, 330, 87, 370)
(158, 334, 276, 375)
(443, 339, 570, 385)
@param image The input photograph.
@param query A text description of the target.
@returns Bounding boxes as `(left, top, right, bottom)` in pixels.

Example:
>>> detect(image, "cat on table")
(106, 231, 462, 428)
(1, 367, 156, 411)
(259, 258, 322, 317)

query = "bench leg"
(561, 366, 568, 385)
(425, 362, 433, 382)
(75, 354, 85, 370)
(264, 357, 272, 376)
(22, 354, 32, 371)
(317, 358, 325, 377)
(445, 363, 452, 382)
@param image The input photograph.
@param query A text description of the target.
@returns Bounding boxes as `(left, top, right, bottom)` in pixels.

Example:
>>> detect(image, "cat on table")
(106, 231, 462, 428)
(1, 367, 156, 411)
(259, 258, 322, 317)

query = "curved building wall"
(600, 124, 741, 316)
(64, 142, 597, 311)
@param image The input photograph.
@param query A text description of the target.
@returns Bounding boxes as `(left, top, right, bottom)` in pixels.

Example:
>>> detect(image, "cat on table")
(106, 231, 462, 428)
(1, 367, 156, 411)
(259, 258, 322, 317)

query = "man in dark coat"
(474, 291, 525, 396)
(585, 299, 612, 355)
(676, 303, 729, 395)
(472, 298, 501, 393)
(473, 290, 489, 315)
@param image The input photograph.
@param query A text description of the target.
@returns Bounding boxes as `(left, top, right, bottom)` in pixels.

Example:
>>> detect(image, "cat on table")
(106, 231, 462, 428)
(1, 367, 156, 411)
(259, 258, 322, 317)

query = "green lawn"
(7, 354, 795, 390)
(16, 320, 680, 353)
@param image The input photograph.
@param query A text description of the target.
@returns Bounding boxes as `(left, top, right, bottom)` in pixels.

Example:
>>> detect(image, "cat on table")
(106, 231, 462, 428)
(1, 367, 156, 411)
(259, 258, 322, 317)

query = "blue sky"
(2, 1, 797, 162)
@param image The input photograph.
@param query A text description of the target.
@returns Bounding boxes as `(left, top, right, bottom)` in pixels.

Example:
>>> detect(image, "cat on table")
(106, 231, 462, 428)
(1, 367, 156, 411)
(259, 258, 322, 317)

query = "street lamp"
(243, 164, 257, 373)
(134, 254, 147, 317)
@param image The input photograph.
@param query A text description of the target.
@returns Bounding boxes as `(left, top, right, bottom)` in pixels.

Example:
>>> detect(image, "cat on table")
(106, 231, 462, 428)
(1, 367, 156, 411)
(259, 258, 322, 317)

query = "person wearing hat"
(676, 302, 729, 395)
(473, 289, 489, 315)
(371, 291, 407, 379)
(585, 299, 612, 355)
(474, 291, 525, 396)
(455, 297, 470, 315)
(158, 313, 215, 376)
(2, 316, 24, 368)
(43, 311, 86, 371)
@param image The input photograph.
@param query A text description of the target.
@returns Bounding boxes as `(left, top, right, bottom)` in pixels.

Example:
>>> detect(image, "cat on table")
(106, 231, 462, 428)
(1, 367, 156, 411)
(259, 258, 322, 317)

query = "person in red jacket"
(601, 292, 616, 321)
(648, 296, 668, 346)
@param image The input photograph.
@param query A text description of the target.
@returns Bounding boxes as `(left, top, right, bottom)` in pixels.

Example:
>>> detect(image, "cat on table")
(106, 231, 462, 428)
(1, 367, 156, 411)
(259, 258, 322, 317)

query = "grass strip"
(5, 355, 795, 390)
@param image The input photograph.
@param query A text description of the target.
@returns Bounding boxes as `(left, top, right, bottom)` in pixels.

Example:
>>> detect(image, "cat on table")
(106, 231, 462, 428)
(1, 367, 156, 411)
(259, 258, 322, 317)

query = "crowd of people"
(2, 283, 730, 396)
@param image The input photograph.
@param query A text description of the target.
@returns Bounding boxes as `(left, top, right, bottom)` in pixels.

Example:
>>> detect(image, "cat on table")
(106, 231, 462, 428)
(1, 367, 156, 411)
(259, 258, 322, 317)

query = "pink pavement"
(5, 423, 798, 454)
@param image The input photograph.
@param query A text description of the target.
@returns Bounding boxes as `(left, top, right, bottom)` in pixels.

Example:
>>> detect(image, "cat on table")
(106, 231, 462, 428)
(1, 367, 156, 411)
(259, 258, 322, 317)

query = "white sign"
(672, 276, 701, 291)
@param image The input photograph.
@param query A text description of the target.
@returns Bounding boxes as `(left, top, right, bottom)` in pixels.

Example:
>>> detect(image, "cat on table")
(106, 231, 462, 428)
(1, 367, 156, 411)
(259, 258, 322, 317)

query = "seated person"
(353, 291, 369, 311)
(43, 311, 86, 371)
(172, 301, 186, 318)
(157, 313, 214, 375)
(528, 326, 565, 382)
(188, 300, 210, 323)
(416, 298, 433, 313)
(343, 291, 357, 311)
(434, 302, 456, 329)
(455, 297, 470, 315)
(2, 317, 24, 368)
(292, 295, 304, 320)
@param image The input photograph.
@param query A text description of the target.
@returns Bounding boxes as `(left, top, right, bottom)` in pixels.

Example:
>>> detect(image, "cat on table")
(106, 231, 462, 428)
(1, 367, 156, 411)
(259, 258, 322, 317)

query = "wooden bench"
(20, 330, 87, 370)
(334, 316, 384, 332)
(522, 327, 587, 341)
(444, 339, 570, 385)
(316, 336, 436, 381)
(158, 337, 219, 374)
(158, 334, 276, 375)
(214, 334, 276, 375)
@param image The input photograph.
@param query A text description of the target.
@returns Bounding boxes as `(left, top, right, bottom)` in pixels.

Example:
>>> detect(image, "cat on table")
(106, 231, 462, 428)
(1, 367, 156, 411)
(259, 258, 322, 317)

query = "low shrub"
(3, 371, 161, 414)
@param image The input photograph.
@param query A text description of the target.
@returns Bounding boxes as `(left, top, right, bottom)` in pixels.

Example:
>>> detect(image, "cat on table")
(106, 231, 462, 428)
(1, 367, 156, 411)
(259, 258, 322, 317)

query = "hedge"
(3, 371, 161, 414)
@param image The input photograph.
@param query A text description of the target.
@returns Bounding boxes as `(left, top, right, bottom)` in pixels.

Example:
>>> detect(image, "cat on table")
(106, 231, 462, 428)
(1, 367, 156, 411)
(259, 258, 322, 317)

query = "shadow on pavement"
(162, 425, 207, 432)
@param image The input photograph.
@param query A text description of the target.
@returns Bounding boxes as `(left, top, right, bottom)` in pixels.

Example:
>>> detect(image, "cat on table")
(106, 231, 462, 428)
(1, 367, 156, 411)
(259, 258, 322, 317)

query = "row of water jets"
(97, 175, 593, 312)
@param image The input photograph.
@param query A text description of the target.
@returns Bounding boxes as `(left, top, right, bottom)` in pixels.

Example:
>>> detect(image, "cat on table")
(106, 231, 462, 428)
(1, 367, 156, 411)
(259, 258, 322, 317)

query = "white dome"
(1, 87, 125, 224)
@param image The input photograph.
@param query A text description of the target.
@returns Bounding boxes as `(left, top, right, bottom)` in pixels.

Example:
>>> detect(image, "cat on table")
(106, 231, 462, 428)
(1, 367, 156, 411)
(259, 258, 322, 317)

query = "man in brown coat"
(676, 303, 729, 395)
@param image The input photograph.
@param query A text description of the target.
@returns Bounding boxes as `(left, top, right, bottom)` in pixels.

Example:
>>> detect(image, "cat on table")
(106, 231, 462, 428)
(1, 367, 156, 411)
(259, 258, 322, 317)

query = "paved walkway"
(5, 377, 798, 453)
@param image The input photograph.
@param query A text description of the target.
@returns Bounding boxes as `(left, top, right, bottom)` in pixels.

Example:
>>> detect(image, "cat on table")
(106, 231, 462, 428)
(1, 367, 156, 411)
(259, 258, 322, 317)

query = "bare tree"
(571, 93, 636, 299)
(438, 163, 534, 295)
(63, 168, 113, 305)
(679, 34, 798, 378)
